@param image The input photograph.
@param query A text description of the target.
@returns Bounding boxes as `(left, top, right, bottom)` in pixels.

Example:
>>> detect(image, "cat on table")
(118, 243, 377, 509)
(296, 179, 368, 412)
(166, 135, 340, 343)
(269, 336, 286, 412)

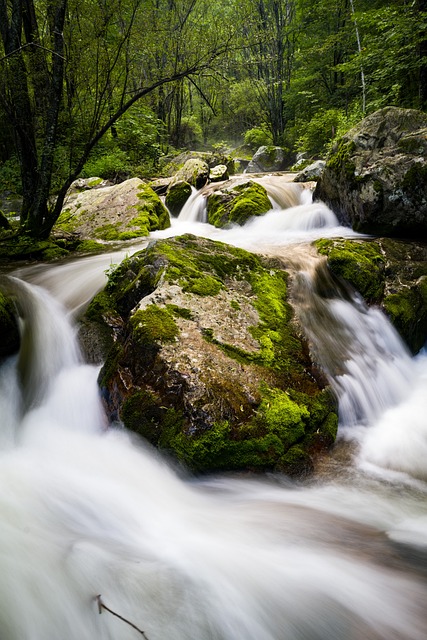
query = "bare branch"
(95, 595, 150, 639)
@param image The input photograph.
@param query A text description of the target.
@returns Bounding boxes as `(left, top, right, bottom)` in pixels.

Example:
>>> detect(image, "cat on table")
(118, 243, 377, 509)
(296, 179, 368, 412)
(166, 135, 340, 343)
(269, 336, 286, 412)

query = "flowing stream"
(1, 177, 427, 639)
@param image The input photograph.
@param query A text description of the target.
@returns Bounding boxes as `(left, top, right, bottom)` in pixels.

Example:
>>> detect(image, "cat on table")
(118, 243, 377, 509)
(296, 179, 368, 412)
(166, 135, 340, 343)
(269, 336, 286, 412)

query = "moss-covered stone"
(56, 178, 170, 241)
(95, 235, 338, 476)
(315, 238, 386, 302)
(165, 180, 192, 216)
(315, 236, 427, 353)
(206, 181, 272, 228)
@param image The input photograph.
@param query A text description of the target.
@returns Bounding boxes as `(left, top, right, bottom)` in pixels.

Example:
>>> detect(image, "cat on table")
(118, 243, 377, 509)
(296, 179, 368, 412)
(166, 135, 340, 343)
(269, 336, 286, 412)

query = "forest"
(0, 0, 426, 237)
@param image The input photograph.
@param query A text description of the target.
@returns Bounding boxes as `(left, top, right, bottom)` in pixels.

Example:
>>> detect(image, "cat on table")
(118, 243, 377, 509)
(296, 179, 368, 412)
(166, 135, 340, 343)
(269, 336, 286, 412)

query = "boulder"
(205, 179, 272, 227)
(56, 177, 170, 241)
(209, 164, 229, 182)
(165, 180, 193, 216)
(314, 107, 427, 239)
(246, 146, 286, 173)
(294, 160, 326, 183)
(173, 158, 210, 189)
(315, 237, 427, 353)
(88, 235, 338, 476)
(163, 151, 235, 176)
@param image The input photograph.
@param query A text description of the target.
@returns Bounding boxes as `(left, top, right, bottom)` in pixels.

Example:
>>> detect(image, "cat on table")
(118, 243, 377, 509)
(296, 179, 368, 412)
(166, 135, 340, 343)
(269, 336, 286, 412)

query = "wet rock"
(90, 235, 338, 476)
(246, 146, 286, 173)
(314, 107, 427, 239)
(315, 237, 427, 353)
(205, 179, 272, 227)
(209, 164, 229, 182)
(173, 159, 210, 189)
(165, 180, 193, 216)
(55, 178, 170, 241)
(294, 160, 326, 183)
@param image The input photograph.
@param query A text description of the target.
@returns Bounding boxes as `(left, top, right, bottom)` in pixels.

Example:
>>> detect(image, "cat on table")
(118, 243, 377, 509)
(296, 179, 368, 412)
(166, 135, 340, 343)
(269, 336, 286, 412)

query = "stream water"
(1, 177, 427, 639)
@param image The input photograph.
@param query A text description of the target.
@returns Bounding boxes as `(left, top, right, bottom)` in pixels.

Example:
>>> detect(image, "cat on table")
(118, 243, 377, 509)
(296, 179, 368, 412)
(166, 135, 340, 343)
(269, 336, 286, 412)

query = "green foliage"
(244, 127, 273, 150)
(0, 157, 21, 195)
(81, 149, 134, 182)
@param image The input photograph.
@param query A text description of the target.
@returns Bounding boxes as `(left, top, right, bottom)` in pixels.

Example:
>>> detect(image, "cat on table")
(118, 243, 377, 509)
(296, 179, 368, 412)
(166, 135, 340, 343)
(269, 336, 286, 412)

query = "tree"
(0, 0, 233, 238)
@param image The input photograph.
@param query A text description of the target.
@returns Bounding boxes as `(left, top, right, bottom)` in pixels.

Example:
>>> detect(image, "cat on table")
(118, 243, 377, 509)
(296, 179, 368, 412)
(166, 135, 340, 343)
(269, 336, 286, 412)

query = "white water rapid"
(2, 177, 427, 640)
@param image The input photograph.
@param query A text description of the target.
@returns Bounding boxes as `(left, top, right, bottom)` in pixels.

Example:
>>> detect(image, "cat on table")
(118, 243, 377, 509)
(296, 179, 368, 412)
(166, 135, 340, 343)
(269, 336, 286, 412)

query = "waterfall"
(2, 180, 427, 639)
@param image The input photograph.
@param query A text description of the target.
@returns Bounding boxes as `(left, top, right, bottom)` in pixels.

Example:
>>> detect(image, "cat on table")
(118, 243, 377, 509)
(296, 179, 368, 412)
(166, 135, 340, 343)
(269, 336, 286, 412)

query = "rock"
(0, 290, 20, 357)
(56, 177, 170, 240)
(148, 177, 173, 196)
(90, 235, 338, 476)
(315, 237, 427, 353)
(174, 159, 210, 189)
(163, 151, 235, 176)
(209, 164, 229, 182)
(165, 180, 193, 216)
(246, 146, 286, 173)
(314, 107, 427, 239)
(294, 160, 326, 182)
(67, 177, 110, 194)
(205, 179, 272, 227)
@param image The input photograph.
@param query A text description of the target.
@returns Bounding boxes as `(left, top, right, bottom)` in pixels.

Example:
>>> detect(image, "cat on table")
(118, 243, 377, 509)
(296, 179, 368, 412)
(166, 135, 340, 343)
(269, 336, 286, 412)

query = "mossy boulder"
(55, 178, 170, 241)
(165, 180, 193, 216)
(314, 107, 427, 240)
(0, 289, 20, 357)
(315, 237, 427, 353)
(173, 159, 210, 189)
(246, 146, 289, 173)
(91, 235, 338, 476)
(206, 180, 272, 228)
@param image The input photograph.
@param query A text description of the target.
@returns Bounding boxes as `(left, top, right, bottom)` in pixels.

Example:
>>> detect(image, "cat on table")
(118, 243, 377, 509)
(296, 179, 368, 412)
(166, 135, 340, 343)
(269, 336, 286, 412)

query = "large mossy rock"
(314, 107, 427, 239)
(56, 178, 170, 241)
(88, 235, 338, 476)
(206, 180, 272, 228)
(315, 237, 427, 353)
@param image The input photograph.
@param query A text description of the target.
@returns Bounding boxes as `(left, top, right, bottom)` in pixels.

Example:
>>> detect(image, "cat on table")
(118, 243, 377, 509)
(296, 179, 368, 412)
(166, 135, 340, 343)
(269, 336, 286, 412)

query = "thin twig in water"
(95, 594, 150, 639)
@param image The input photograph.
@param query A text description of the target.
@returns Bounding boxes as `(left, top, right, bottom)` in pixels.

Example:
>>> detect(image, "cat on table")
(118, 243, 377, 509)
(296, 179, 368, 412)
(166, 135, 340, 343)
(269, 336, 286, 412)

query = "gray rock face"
(174, 159, 210, 189)
(314, 107, 427, 239)
(294, 160, 326, 182)
(246, 146, 286, 173)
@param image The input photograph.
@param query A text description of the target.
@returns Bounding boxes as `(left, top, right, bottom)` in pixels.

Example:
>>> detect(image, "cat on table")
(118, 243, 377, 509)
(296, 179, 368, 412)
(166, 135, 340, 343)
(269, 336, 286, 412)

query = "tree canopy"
(0, 0, 426, 238)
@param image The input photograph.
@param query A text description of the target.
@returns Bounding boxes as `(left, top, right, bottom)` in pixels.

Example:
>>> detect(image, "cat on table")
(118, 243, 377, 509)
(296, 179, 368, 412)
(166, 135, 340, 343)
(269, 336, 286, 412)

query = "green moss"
(133, 183, 171, 235)
(315, 238, 385, 302)
(207, 181, 271, 228)
(326, 139, 357, 180)
(230, 300, 240, 311)
(255, 386, 309, 446)
(166, 304, 194, 320)
(122, 390, 184, 445)
(130, 305, 179, 345)
(94, 223, 119, 241)
(76, 239, 106, 253)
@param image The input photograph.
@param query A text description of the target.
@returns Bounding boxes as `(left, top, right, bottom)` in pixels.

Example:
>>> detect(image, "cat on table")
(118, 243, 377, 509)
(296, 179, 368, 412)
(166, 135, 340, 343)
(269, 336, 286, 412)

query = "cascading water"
(2, 177, 427, 639)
